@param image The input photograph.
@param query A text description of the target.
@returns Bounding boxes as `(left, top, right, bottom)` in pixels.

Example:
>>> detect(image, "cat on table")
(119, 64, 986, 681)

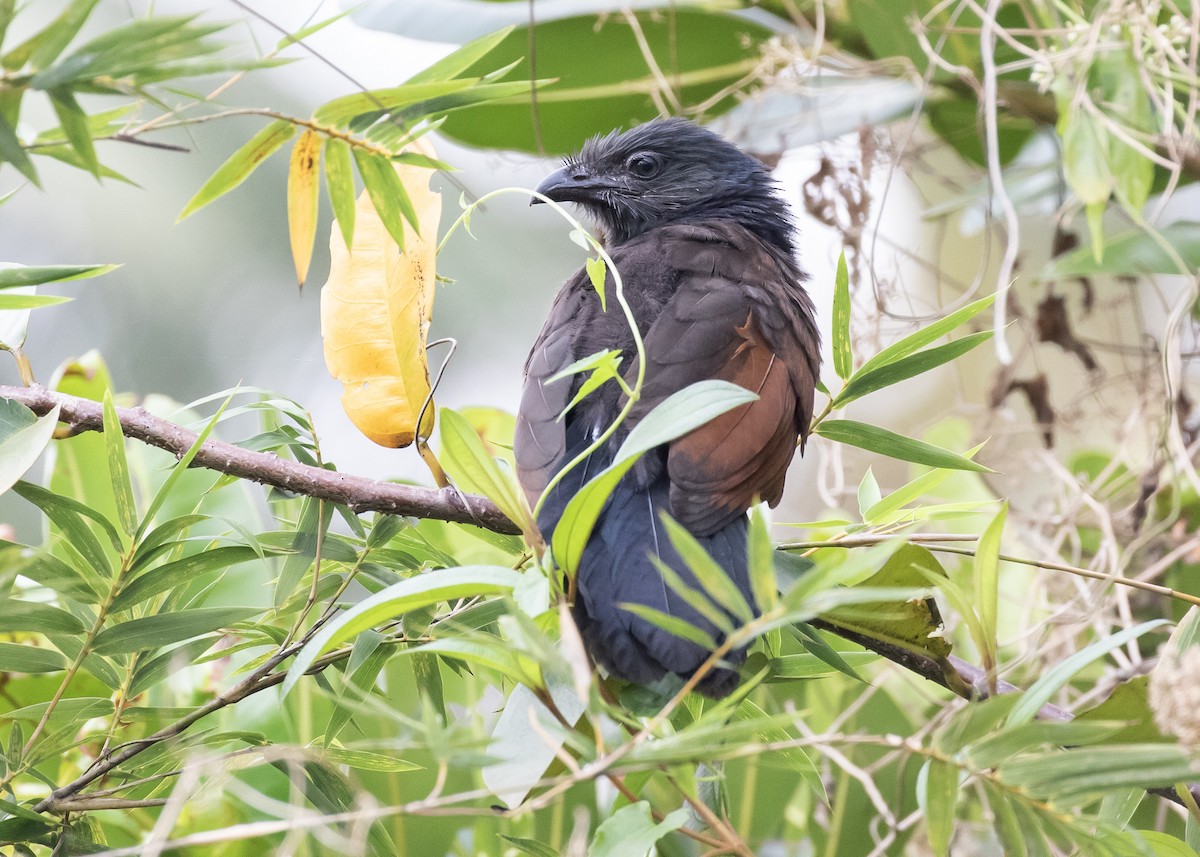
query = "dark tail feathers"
(570, 478, 756, 698)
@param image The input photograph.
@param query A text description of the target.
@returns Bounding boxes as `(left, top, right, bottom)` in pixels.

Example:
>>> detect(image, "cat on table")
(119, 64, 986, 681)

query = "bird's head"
(532, 117, 793, 251)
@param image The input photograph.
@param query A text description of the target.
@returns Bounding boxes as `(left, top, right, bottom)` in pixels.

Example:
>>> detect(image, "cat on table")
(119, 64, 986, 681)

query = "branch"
(3, 384, 520, 535)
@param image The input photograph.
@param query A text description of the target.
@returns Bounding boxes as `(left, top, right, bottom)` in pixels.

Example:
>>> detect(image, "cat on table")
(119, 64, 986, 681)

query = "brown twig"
(2, 384, 520, 535)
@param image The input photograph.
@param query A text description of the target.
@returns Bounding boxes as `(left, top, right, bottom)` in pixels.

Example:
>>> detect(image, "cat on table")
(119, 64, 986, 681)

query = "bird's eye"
(627, 154, 661, 178)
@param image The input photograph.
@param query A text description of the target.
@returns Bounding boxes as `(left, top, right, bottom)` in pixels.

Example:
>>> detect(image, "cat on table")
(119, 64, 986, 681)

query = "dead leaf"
(320, 142, 442, 448)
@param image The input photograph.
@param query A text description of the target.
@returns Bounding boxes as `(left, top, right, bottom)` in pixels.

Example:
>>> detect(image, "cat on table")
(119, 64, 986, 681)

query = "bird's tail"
(572, 478, 756, 698)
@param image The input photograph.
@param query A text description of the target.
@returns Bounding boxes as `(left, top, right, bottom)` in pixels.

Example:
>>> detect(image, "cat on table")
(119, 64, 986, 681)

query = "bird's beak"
(530, 166, 609, 206)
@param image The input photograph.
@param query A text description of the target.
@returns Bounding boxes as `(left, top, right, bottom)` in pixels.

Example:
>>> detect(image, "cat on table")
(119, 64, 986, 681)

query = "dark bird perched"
(516, 118, 820, 697)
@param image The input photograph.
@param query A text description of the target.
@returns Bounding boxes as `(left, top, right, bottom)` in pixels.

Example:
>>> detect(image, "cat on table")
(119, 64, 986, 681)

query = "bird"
(515, 117, 820, 698)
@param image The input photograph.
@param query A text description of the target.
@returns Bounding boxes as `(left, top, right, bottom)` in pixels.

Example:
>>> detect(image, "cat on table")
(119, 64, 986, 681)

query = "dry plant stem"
(2, 384, 520, 535)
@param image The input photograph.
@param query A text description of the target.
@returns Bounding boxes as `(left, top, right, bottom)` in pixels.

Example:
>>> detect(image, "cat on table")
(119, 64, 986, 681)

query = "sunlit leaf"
(178, 119, 296, 220)
(286, 129, 323, 286)
(816, 420, 991, 472)
(832, 250, 851, 379)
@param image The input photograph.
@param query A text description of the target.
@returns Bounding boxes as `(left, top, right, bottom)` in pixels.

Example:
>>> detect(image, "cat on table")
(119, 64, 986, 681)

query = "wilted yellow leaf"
(320, 144, 441, 448)
(287, 129, 323, 286)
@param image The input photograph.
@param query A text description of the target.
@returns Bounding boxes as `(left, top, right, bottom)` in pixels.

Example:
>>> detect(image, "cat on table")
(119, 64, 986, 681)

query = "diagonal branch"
(2, 384, 520, 535)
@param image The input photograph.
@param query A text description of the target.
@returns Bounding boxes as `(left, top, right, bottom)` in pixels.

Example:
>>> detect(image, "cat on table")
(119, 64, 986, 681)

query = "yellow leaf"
(287, 130, 323, 286)
(320, 142, 442, 448)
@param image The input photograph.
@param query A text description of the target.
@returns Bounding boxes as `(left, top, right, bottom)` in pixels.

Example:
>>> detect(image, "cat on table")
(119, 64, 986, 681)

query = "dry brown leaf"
(320, 142, 442, 448)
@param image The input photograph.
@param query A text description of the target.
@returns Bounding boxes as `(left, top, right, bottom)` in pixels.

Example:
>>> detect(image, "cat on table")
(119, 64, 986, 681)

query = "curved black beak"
(530, 166, 609, 206)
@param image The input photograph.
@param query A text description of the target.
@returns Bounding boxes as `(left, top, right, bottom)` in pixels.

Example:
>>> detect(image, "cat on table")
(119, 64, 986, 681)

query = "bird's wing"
(630, 223, 819, 536)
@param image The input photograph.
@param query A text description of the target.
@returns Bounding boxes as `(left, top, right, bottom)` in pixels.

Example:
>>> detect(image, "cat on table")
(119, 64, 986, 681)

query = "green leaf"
(178, 119, 296, 220)
(13, 481, 119, 576)
(0, 600, 86, 635)
(439, 408, 536, 542)
(1000, 744, 1200, 801)
(551, 380, 758, 576)
(498, 836, 559, 857)
(856, 467, 881, 518)
(586, 256, 607, 311)
(0, 113, 38, 185)
(832, 250, 852, 379)
(2, 0, 98, 70)
(620, 603, 718, 650)
(747, 506, 778, 612)
(0, 400, 58, 496)
(1008, 619, 1170, 726)
(317, 747, 421, 773)
(435, 11, 773, 154)
(856, 294, 996, 379)
(91, 607, 262, 656)
(101, 390, 136, 537)
(1, 697, 112, 724)
(586, 802, 689, 857)
(0, 264, 116, 288)
(767, 652, 878, 680)
(324, 137, 356, 249)
(1043, 221, 1200, 279)
(0, 293, 69, 309)
(816, 420, 992, 472)
(918, 759, 958, 857)
(549, 348, 623, 420)
(129, 637, 216, 695)
(836, 331, 993, 407)
(660, 514, 754, 623)
(974, 502, 1006, 671)
(352, 149, 416, 250)
(47, 88, 98, 177)
(407, 26, 516, 84)
(112, 546, 263, 612)
(0, 641, 66, 673)
(281, 566, 524, 698)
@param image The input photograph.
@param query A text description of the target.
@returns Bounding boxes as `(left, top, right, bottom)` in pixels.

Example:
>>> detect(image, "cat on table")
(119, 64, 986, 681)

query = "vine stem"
(435, 186, 649, 526)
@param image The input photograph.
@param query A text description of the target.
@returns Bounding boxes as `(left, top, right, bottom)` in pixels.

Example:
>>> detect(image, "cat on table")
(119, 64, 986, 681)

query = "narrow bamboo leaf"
(287, 129, 323, 285)
(0, 600, 86, 634)
(863, 445, 983, 523)
(281, 566, 524, 697)
(1008, 619, 1170, 725)
(0, 264, 115, 288)
(439, 408, 536, 542)
(816, 420, 992, 472)
(982, 782, 1028, 857)
(392, 151, 454, 171)
(918, 759, 958, 856)
(134, 395, 232, 542)
(112, 546, 262, 612)
(178, 119, 296, 220)
(642, 556, 732, 633)
(622, 603, 719, 649)
(47, 88, 98, 177)
(856, 294, 996, 378)
(832, 250, 852, 379)
(767, 652, 878, 680)
(1, 0, 97, 70)
(274, 9, 352, 50)
(317, 747, 421, 773)
(325, 630, 390, 743)
(91, 607, 261, 656)
(324, 137, 356, 248)
(498, 836, 558, 857)
(313, 80, 477, 128)
(0, 113, 38, 185)
(101, 390, 136, 537)
(974, 502, 1006, 671)
(0, 642, 66, 673)
(129, 636, 216, 695)
(747, 506, 777, 612)
(1, 697, 111, 724)
(406, 26, 515, 84)
(13, 480, 118, 574)
(352, 149, 416, 249)
(836, 330, 993, 407)
(397, 637, 541, 684)
(0, 294, 69, 309)
(0, 0, 15, 53)
(660, 514, 754, 623)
